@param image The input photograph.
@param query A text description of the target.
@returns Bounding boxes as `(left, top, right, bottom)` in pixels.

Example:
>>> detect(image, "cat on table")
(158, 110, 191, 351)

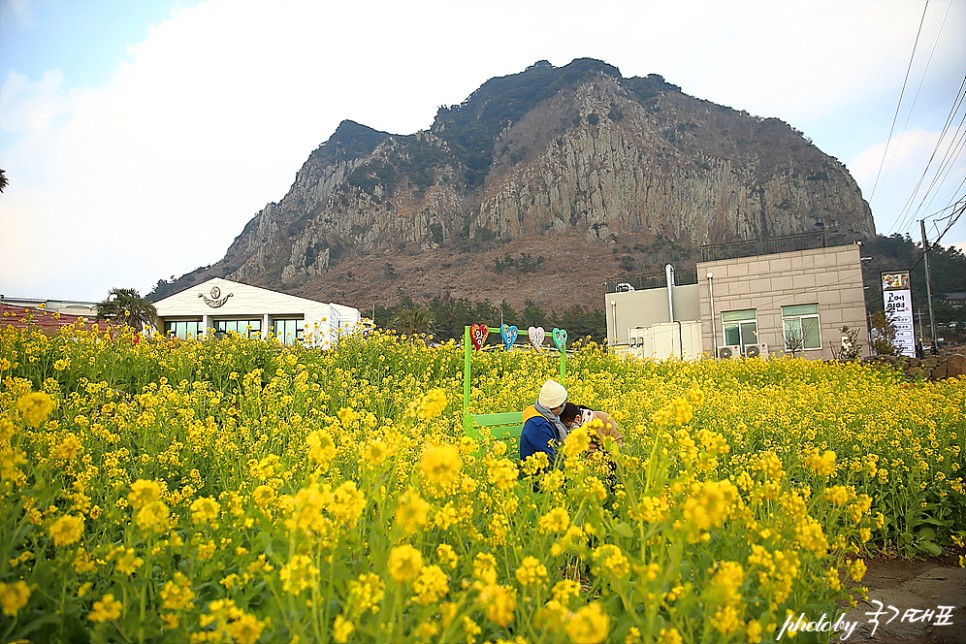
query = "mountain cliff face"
(164, 58, 875, 308)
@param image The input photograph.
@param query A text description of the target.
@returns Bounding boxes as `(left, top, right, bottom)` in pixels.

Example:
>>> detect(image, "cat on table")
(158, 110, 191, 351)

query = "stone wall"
(862, 352, 966, 380)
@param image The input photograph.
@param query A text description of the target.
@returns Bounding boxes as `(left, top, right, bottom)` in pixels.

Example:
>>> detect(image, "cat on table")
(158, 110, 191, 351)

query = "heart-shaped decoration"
(552, 327, 568, 351)
(470, 323, 488, 350)
(528, 326, 545, 350)
(501, 324, 519, 350)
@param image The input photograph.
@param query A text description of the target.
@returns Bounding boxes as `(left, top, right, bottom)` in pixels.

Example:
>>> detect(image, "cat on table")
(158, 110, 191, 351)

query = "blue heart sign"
(501, 324, 519, 350)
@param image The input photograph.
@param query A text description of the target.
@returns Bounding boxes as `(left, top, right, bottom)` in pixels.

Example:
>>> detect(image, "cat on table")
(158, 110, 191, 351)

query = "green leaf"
(917, 540, 943, 557)
(612, 522, 634, 538)
(917, 526, 937, 542)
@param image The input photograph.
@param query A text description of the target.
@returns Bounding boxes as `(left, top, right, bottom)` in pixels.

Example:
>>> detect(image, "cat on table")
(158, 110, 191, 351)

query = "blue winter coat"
(519, 405, 561, 465)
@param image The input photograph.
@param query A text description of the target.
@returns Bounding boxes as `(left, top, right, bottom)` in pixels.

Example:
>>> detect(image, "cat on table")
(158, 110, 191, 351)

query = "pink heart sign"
(470, 323, 488, 350)
(528, 326, 545, 350)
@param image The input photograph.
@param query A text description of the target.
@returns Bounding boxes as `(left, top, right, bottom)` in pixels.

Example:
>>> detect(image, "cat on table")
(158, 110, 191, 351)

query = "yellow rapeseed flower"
(0, 580, 31, 616)
(486, 457, 518, 491)
(160, 572, 195, 611)
(656, 627, 684, 644)
(795, 517, 829, 557)
(420, 444, 462, 488)
(411, 388, 448, 420)
(51, 433, 83, 463)
(592, 544, 630, 579)
(388, 544, 423, 583)
(347, 573, 384, 615)
(49, 514, 84, 547)
(114, 548, 144, 575)
(251, 485, 276, 509)
(565, 601, 610, 643)
(478, 583, 515, 627)
(127, 479, 164, 510)
(88, 593, 123, 622)
(225, 612, 266, 644)
(412, 564, 449, 605)
(0, 446, 28, 483)
(515, 556, 549, 587)
(436, 543, 458, 570)
(561, 426, 592, 458)
(280, 554, 318, 595)
(306, 430, 337, 468)
(333, 614, 355, 643)
(395, 490, 431, 535)
(190, 496, 221, 525)
(682, 480, 738, 533)
(805, 449, 837, 476)
(16, 391, 56, 427)
(538, 507, 570, 535)
(327, 481, 366, 529)
(134, 501, 171, 534)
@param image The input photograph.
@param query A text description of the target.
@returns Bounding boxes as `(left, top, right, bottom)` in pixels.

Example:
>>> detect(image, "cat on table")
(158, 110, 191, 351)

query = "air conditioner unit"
(717, 345, 741, 359)
(744, 343, 768, 358)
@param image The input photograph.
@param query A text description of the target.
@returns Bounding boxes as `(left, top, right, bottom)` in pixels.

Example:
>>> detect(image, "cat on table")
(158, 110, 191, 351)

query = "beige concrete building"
(606, 243, 870, 360)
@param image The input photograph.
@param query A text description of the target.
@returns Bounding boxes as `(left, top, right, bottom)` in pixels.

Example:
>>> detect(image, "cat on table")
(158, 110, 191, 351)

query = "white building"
(154, 278, 361, 348)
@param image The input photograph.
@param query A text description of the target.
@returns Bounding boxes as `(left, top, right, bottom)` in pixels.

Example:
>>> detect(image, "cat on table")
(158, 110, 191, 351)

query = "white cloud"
(0, 69, 72, 135)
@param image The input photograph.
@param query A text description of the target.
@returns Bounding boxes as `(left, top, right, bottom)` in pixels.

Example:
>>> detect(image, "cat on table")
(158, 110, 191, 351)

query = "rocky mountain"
(156, 58, 875, 309)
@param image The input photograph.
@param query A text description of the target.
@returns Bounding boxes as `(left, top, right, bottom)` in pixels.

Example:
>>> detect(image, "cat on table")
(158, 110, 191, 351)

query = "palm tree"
(391, 304, 435, 341)
(96, 288, 158, 331)
(0, 169, 7, 193)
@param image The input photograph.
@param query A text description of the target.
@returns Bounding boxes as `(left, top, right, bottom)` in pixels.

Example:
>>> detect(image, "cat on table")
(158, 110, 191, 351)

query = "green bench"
(465, 411, 525, 441)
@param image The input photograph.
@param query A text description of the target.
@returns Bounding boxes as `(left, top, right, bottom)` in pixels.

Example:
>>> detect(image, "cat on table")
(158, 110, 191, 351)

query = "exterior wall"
(604, 244, 870, 360)
(0, 297, 98, 318)
(605, 283, 702, 348)
(0, 303, 98, 334)
(697, 243, 870, 360)
(154, 278, 360, 348)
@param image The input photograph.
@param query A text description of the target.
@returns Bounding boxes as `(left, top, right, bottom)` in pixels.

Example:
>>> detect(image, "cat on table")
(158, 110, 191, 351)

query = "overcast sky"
(1, 0, 964, 302)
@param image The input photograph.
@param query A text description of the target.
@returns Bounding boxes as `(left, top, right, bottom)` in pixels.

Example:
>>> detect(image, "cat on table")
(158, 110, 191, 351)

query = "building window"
(214, 319, 262, 339)
(272, 318, 304, 345)
(782, 304, 821, 351)
(722, 309, 758, 349)
(165, 320, 203, 340)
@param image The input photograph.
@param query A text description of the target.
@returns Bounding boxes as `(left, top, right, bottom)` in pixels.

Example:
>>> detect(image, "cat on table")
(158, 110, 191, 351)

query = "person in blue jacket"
(519, 379, 569, 467)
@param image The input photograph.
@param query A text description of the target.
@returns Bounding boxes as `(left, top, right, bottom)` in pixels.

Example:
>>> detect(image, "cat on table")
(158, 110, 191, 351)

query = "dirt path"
(834, 554, 966, 643)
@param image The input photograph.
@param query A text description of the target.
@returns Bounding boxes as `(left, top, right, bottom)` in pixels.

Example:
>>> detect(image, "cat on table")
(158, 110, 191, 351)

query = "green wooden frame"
(461, 325, 567, 438)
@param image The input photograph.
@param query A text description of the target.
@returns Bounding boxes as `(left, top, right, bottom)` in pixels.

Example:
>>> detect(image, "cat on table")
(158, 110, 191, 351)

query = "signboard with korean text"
(881, 271, 915, 357)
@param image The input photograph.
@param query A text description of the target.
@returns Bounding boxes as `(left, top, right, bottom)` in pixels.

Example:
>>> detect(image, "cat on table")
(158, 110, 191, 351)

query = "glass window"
(214, 319, 261, 339)
(782, 304, 821, 351)
(721, 309, 758, 348)
(272, 318, 304, 345)
(165, 320, 203, 340)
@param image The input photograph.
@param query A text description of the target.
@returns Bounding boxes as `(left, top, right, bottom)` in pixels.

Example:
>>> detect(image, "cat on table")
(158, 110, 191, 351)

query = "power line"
(889, 80, 966, 234)
(869, 0, 930, 205)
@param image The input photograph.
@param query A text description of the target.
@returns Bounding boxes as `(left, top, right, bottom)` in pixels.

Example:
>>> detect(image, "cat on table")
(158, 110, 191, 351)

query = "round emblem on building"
(210, 286, 221, 299)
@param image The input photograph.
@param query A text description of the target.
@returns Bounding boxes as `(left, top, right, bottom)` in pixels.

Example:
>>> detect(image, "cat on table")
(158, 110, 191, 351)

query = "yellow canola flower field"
(1, 323, 964, 643)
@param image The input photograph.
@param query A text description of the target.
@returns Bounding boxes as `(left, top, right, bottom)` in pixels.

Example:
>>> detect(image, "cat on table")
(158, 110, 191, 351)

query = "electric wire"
(869, 0, 930, 206)
(883, 0, 955, 210)
(889, 80, 966, 234)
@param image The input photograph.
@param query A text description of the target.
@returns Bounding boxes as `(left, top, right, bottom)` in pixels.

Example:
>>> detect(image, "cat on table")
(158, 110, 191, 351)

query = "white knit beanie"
(538, 379, 568, 409)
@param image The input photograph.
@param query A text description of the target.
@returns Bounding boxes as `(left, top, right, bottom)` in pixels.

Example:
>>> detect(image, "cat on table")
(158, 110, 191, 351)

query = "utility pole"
(919, 219, 939, 354)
